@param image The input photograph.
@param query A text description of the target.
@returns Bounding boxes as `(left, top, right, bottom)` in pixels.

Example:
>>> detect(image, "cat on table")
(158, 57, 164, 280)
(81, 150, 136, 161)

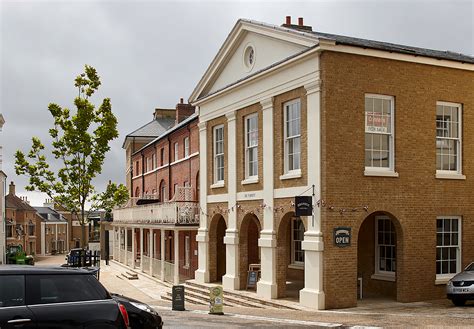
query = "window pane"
(0, 275, 25, 307)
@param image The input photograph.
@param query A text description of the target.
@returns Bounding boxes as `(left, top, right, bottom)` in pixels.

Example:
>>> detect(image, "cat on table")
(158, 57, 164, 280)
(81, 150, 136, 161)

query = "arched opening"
(209, 214, 227, 283)
(159, 180, 167, 202)
(357, 211, 403, 302)
(238, 213, 262, 289)
(134, 186, 140, 198)
(276, 212, 305, 299)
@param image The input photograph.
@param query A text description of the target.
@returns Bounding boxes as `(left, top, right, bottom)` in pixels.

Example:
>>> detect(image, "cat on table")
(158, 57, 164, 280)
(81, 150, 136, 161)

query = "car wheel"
(452, 298, 466, 306)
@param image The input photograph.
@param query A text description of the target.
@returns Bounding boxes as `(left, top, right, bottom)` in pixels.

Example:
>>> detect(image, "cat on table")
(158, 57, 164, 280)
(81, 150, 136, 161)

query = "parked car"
(111, 293, 163, 329)
(0, 266, 129, 328)
(446, 262, 474, 306)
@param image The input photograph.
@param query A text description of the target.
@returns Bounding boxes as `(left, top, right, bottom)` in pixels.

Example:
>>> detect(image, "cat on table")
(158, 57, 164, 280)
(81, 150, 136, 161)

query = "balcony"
(113, 198, 199, 226)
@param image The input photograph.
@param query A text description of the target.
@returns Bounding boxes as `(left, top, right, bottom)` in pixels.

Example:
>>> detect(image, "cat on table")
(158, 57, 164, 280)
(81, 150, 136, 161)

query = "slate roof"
(312, 31, 474, 64)
(133, 113, 198, 156)
(6, 194, 36, 212)
(122, 116, 176, 148)
(34, 206, 67, 223)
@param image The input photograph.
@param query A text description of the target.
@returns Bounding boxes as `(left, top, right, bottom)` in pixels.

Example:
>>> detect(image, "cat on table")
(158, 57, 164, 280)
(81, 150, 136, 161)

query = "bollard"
(209, 286, 224, 315)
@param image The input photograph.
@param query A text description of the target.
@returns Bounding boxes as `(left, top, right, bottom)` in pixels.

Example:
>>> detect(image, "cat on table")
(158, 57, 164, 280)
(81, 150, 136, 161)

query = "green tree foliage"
(15, 65, 120, 247)
(90, 181, 129, 220)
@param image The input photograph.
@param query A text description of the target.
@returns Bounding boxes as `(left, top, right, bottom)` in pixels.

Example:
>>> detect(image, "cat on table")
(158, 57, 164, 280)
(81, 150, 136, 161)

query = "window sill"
(241, 177, 259, 185)
(435, 274, 455, 285)
(288, 263, 304, 270)
(183, 265, 190, 270)
(371, 273, 396, 282)
(364, 169, 399, 178)
(210, 181, 225, 189)
(280, 170, 302, 180)
(435, 172, 466, 180)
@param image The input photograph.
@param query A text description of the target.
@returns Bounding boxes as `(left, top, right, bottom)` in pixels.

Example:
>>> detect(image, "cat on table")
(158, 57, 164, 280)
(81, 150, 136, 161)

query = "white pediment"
(190, 20, 318, 102)
(206, 32, 308, 95)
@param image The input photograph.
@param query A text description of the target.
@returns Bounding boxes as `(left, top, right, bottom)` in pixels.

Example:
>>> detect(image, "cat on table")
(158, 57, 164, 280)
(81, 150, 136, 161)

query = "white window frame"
(184, 137, 190, 158)
(373, 216, 396, 281)
(146, 157, 151, 173)
(152, 153, 156, 169)
(364, 94, 397, 177)
(174, 142, 179, 162)
(436, 216, 461, 282)
(245, 113, 258, 180)
(213, 125, 225, 185)
(290, 217, 305, 267)
(283, 99, 301, 176)
(436, 101, 463, 179)
(184, 235, 190, 268)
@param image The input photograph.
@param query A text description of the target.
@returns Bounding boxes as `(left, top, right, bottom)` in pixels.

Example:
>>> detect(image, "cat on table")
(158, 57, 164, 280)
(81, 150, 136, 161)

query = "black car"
(111, 293, 163, 329)
(0, 266, 129, 329)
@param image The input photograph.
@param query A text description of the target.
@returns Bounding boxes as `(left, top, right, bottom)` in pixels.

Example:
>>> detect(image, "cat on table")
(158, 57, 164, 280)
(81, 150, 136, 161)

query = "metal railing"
(113, 201, 199, 225)
(152, 258, 162, 278)
(163, 261, 175, 283)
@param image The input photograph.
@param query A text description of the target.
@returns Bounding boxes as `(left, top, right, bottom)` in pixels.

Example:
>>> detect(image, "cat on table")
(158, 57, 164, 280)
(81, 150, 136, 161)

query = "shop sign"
(334, 227, 351, 247)
(365, 113, 389, 133)
(295, 196, 312, 217)
(209, 286, 224, 315)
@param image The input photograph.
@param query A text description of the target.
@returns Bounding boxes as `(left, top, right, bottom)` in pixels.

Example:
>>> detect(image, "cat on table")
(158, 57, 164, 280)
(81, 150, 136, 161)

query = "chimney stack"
(281, 16, 312, 32)
(175, 98, 195, 124)
(8, 181, 15, 196)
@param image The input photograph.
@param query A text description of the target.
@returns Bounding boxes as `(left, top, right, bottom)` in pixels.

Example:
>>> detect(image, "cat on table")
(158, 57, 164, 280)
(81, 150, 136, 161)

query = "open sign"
(334, 227, 351, 247)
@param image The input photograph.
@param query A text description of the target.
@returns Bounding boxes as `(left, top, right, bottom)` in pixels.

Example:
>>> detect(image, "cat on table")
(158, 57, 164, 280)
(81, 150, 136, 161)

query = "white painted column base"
(222, 230, 239, 290)
(257, 231, 277, 299)
(195, 228, 209, 283)
(301, 231, 325, 310)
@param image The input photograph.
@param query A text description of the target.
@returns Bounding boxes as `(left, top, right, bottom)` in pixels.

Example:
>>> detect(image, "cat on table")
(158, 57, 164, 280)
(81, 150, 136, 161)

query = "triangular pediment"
(190, 19, 318, 102)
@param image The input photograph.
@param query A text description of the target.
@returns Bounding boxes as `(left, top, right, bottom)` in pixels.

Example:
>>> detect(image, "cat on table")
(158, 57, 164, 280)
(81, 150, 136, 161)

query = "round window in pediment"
(244, 45, 256, 70)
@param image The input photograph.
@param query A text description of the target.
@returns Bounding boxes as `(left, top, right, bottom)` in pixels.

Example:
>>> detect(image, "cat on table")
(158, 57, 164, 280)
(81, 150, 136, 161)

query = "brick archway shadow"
(238, 213, 262, 289)
(208, 214, 227, 283)
(357, 210, 404, 302)
(276, 211, 305, 299)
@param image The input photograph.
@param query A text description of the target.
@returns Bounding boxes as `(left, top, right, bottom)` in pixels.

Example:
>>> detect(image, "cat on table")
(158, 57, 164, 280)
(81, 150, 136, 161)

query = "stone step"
(161, 293, 205, 306)
(121, 272, 138, 280)
(185, 280, 297, 310)
(179, 284, 264, 309)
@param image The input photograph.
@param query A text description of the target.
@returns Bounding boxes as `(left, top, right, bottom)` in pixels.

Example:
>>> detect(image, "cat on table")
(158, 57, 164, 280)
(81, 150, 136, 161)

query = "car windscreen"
(0, 275, 25, 307)
(26, 274, 109, 305)
(466, 263, 474, 272)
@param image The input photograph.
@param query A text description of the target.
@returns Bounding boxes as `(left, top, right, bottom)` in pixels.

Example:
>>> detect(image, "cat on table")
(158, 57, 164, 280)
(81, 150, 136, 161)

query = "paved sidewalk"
(34, 256, 474, 328)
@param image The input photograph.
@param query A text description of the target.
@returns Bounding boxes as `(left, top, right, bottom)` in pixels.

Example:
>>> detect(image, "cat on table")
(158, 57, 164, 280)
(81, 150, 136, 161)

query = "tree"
(15, 65, 120, 248)
(89, 181, 129, 220)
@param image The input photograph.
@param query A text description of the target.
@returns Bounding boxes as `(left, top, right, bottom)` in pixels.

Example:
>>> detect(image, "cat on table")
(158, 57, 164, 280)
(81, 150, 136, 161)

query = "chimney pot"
(9, 181, 15, 195)
(180, 97, 184, 104)
(286, 16, 291, 25)
(298, 17, 304, 26)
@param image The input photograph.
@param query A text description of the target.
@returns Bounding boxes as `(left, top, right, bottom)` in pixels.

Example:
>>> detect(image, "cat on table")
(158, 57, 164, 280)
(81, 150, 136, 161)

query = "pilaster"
(174, 230, 180, 285)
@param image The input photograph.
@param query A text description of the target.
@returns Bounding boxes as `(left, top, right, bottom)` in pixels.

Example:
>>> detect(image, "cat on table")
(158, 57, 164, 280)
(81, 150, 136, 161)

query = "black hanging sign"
(334, 227, 351, 247)
(295, 196, 313, 216)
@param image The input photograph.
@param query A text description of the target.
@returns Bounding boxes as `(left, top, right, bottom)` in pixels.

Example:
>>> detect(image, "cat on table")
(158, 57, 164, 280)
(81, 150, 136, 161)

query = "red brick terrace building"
(112, 99, 199, 284)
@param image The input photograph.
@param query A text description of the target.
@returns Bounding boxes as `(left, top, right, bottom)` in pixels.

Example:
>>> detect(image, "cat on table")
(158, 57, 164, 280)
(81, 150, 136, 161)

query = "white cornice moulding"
(207, 193, 229, 203)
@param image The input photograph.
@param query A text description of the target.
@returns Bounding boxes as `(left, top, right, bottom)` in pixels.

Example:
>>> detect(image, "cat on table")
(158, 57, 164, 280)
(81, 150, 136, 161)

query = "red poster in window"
(366, 113, 389, 133)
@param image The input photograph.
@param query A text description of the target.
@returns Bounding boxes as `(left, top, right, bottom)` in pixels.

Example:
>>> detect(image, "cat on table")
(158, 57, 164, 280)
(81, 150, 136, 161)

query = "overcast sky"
(1, 0, 473, 206)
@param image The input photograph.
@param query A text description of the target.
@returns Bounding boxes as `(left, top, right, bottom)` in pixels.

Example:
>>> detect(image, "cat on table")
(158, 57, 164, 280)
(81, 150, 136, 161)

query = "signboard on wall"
(334, 227, 351, 247)
(295, 196, 312, 217)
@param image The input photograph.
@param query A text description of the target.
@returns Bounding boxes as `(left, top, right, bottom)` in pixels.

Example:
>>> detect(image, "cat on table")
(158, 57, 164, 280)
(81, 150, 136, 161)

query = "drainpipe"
(187, 124, 192, 200)
(167, 136, 171, 201)
(130, 137, 135, 197)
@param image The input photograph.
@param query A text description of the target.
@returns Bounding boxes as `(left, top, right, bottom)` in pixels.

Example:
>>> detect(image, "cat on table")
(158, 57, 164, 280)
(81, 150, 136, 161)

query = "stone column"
(139, 227, 144, 271)
(149, 228, 154, 275)
(195, 119, 210, 283)
(116, 227, 121, 263)
(257, 97, 278, 299)
(223, 111, 240, 291)
(124, 227, 128, 266)
(173, 230, 180, 285)
(300, 78, 325, 310)
(131, 228, 136, 268)
(160, 229, 165, 281)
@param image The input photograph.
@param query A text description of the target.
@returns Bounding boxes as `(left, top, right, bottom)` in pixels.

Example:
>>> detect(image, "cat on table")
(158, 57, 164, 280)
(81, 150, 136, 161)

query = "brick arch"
(238, 213, 262, 289)
(276, 211, 303, 298)
(357, 210, 404, 302)
(208, 214, 227, 283)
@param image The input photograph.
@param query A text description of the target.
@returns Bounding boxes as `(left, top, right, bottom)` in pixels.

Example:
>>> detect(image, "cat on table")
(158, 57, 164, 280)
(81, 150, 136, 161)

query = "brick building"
(189, 17, 474, 309)
(0, 114, 6, 264)
(34, 206, 69, 255)
(5, 182, 39, 256)
(113, 99, 200, 284)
